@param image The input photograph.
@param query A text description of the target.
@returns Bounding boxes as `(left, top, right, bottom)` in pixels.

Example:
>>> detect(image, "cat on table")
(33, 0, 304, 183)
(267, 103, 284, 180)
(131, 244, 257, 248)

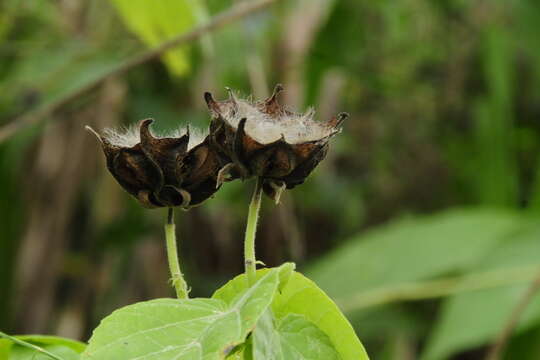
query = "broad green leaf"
(252, 311, 340, 360)
(213, 266, 368, 360)
(83, 267, 282, 360)
(306, 209, 522, 303)
(421, 223, 540, 360)
(0, 334, 85, 360)
(111, 0, 201, 76)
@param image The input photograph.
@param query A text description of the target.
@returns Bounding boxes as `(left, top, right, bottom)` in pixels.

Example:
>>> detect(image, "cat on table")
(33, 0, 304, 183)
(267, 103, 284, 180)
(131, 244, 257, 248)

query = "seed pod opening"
(204, 85, 347, 203)
(86, 119, 222, 209)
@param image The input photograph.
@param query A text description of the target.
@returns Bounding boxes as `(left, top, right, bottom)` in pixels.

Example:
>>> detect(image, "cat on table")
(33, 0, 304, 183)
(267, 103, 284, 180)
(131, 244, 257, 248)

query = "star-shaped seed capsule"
(86, 119, 222, 209)
(204, 85, 347, 203)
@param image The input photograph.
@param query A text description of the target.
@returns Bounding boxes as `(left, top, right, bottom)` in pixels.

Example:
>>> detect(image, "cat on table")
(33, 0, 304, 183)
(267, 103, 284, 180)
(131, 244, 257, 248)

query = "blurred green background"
(1, 0, 540, 359)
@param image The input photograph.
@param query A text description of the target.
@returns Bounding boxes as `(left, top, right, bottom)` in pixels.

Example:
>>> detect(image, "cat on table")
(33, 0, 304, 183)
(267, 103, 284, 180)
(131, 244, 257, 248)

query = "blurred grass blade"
(529, 158, 540, 212)
(421, 222, 540, 360)
(337, 264, 540, 311)
(306, 209, 522, 301)
(471, 27, 518, 206)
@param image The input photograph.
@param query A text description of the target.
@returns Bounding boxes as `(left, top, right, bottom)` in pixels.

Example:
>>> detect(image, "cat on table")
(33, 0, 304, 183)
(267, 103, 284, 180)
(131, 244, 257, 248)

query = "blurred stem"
(165, 208, 189, 299)
(486, 271, 540, 360)
(0, 331, 62, 360)
(187, 0, 214, 57)
(244, 177, 263, 286)
(0, 0, 281, 143)
(338, 264, 540, 312)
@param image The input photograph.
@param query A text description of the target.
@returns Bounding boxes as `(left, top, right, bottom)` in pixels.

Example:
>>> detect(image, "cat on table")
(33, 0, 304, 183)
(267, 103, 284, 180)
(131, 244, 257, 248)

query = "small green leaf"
(278, 314, 341, 359)
(252, 311, 281, 360)
(8, 345, 79, 360)
(213, 263, 296, 304)
(0, 334, 84, 360)
(83, 268, 282, 360)
(274, 272, 368, 360)
(213, 265, 368, 360)
(15, 336, 86, 353)
(252, 311, 341, 360)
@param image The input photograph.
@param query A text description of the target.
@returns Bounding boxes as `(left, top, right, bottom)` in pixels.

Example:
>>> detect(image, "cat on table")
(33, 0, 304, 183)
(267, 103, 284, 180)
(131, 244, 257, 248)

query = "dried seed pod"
(86, 119, 222, 209)
(204, 84, 347, 203)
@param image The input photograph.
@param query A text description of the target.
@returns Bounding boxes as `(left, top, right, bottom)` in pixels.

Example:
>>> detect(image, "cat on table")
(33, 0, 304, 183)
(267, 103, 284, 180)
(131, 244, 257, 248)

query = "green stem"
(165, 207, 189, 299)
(0, 331, 63, 360)
(244, 177, 263, 286)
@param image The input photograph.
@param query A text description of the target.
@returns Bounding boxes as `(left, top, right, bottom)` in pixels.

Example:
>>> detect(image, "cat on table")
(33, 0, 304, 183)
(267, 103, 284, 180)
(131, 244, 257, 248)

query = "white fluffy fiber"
(103, 124, 205, 150)
(221, 98, 335, 145)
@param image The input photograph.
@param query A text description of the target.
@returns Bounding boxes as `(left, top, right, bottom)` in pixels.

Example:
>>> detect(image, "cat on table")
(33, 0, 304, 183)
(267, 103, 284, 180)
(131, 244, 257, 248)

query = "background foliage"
(1, 0, 540, 359)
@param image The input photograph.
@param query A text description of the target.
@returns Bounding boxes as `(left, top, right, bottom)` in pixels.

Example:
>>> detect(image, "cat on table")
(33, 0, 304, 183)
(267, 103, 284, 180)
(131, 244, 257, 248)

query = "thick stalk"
(244, 177, 263, 285)
(165, 207, 189, 299)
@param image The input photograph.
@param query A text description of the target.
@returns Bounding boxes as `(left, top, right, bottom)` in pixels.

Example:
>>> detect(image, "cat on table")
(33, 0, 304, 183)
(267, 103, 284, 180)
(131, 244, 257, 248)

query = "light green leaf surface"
(213, 263, 296, 304)
(0, 340, 9, 360)
(16, 335, 86, 353)
(0, 334, 85, 360)
(83, 268, 282, 360)
(306, 209, 522, 303)
(252, 311, 281, 360)
(111, 0, 200, 76)
(213, 265, 368, 360)
(7, 345, 80, 360)
(277, 314, 341, 360)
(252, 311, 340, 360)
(421, 223, 540, 360)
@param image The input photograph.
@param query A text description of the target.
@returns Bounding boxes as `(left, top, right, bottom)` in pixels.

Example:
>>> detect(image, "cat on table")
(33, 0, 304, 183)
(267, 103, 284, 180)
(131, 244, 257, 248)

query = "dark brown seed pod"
(86, 119, 222, 209)
(204, 84, 347, 203)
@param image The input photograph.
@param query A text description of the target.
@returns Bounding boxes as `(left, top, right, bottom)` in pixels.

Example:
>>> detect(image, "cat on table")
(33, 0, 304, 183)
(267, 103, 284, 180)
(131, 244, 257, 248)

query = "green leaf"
(277, 314, 340, 359)
(15, 335, 86, 353)
(252, 311, 341, 360)
(82, 267, 283, 360)
(0, 339, 12, 360)
(421, 223, 540, 360)
(0, 334, 85, 360)
(213, 263, 296, 304)
(275, 272, 368, 360)
(251, 311, 280, 360)
(111, 0, 201, 76)
(213, 265, 368, 360)
(7, 345, 80, 360)
(306, 209, 522, 304)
